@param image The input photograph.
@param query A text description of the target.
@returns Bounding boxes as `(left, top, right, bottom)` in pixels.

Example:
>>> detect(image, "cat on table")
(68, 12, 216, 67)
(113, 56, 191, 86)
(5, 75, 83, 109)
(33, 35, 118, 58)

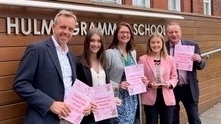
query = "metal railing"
(201, 48, 221, 59)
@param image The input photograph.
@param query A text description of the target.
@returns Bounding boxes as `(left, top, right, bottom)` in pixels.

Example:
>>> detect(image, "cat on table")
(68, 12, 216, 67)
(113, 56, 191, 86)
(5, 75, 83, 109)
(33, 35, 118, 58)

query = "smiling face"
(150, 36, 163, 54)
(166, 23, 182, 45)
(52, 15, 76, 47)
(117, 26, 131, 45)
(89, 34, 102, 55)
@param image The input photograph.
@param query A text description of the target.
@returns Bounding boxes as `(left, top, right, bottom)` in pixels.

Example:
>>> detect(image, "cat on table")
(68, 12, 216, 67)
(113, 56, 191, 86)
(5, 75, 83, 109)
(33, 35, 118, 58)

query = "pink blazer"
(138, 55, 178, 106)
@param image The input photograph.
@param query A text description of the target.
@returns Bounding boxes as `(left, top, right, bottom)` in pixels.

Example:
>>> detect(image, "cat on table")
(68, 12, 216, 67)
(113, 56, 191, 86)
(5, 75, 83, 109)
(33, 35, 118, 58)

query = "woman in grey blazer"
(105, 22, 141, 124)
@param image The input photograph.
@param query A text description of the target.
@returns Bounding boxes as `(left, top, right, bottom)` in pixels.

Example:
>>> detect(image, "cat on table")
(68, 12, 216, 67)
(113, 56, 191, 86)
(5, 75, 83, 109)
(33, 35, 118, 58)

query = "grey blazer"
(105, 48, 137, 84)
(13, 37, 77, 124)
(165, 40, 206, 102)
(105, 48, 143, 124)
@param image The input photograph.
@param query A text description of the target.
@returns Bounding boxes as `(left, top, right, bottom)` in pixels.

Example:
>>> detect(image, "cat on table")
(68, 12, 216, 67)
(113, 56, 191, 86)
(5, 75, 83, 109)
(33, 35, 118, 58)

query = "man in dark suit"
(13, 10, 90, 124)
(165, 22, 206, 124)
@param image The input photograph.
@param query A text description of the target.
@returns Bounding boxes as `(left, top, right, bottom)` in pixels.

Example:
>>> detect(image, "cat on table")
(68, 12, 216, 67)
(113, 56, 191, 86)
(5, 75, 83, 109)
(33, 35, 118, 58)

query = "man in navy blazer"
(165, 22, 205, 124)
(13, 10, 90, 124)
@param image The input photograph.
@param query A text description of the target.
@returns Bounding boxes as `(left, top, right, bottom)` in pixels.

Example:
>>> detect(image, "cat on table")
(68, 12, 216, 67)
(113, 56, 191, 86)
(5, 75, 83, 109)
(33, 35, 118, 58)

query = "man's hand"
(192, 54, 202, 63)
(49, 101, 71, 119)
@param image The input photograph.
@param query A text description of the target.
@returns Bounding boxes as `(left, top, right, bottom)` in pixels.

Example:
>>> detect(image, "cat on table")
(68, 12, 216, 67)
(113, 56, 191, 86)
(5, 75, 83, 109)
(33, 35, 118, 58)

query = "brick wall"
(191, 0, 203, 14)
(181, 0, 192, 12)
(212, 0, 221, 16)
(1, 1, 221, 124)
(152, 0, 168, 10)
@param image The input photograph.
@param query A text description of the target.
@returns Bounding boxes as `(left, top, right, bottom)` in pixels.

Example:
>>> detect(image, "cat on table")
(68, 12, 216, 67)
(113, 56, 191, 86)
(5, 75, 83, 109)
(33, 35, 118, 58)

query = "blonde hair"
(146, 33, 168, 58)
(54, 10, 77, 24)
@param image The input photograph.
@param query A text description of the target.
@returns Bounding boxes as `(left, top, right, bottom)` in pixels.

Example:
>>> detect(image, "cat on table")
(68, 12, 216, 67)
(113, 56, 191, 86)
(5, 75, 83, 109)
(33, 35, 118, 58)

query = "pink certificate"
(124, 64, 146, 95)
(63, 79, 95, 124)
(174, 45, 195, 71)
(92, 84, 118, 122)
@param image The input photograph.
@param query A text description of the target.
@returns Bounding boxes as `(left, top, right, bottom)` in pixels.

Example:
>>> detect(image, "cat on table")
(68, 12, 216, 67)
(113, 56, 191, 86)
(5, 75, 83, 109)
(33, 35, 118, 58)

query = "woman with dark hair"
(77, 28, 121, 124)
(105, 22, 141, 124)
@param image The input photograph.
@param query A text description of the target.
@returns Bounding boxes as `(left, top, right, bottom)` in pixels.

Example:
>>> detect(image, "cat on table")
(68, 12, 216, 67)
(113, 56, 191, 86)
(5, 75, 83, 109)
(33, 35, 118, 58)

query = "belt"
(177, 84, 189, 87)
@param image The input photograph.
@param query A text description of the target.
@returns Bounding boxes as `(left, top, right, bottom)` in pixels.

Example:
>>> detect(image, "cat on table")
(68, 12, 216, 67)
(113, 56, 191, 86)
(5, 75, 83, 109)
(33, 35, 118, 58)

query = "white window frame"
(168, 0, 180, 11)
(132, 0, 150, 8)
(204, 0, 211, 15)
(91, 0, 121, 4)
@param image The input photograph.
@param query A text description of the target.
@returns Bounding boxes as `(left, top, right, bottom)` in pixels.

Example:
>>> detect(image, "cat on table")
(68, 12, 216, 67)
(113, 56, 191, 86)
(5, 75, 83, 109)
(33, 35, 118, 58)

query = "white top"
(52, 36, 72, 98)
(170, 40, 188, 85)
(90, 64, 106, 86)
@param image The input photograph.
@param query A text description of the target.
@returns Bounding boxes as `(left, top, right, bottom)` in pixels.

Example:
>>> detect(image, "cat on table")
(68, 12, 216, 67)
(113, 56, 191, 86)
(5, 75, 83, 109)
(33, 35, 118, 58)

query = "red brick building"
(1, 0, 221, 124)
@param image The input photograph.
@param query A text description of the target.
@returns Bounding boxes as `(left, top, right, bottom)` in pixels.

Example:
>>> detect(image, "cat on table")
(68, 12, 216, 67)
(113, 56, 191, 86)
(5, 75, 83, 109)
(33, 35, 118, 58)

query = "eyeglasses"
(118, 31, 130, 35)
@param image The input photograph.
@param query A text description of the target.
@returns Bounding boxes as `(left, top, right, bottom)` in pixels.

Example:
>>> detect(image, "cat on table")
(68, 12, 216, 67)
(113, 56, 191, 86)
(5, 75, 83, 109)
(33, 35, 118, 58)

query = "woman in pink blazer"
(138, 33, 178, 124)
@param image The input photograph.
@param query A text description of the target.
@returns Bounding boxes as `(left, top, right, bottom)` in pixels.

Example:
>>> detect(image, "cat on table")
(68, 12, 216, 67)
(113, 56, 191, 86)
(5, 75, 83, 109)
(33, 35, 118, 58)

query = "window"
(133, 0, 150, 8)
(168, 0, 180, 11)
(204, 0, 211, 15)
(91, 0, 121, 4)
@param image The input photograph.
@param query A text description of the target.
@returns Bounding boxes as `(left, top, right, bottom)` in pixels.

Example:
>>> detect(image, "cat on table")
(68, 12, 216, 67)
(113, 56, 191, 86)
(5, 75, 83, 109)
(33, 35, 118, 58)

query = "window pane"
(204, 0, 211, 15)
(168, 0, 180, 11)
(133, 0, 150, 7)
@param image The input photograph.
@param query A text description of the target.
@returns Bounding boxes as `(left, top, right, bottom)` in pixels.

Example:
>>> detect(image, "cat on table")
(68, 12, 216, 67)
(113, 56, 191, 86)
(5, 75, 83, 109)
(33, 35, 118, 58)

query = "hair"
(108, 22, 135, 52)
(80, 28, 107, 69)
(146, 33, 168, 59)
(54, 10, 77, 24)
(166, 21, 181, 31)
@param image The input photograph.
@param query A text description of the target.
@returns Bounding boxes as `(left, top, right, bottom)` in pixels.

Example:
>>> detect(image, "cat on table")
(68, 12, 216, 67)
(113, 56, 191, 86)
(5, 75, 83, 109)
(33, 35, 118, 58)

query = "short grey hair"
(54, 10, 77, 24)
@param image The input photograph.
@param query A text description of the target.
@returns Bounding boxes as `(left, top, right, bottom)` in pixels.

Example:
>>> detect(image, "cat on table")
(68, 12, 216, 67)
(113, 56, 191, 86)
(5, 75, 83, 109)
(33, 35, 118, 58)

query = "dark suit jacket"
(13, 37, 78, 124)
(165, 40, 206, 102)
(77, 63, 111, 124)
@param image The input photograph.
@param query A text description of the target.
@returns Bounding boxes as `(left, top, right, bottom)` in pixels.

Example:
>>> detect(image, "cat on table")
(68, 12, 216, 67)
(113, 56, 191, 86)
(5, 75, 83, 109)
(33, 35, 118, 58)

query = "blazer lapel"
(166, 41, 170, 53)
(83, 66, 93, 86)
(46, 39, 63, 80)
(146, 56, 157, 78)
(67, 52, 76, 83)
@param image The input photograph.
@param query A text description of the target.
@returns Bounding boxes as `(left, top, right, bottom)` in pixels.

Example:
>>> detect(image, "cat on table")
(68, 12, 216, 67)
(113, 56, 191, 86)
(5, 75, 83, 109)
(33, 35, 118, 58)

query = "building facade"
(0, 0, 221, 124)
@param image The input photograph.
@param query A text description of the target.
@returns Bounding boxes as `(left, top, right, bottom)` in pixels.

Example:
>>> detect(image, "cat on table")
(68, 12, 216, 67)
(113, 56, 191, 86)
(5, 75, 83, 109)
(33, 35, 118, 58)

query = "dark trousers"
(81, 114, 111, 124)
(144, 89, 174, 124)
(172, 84, 201, 124)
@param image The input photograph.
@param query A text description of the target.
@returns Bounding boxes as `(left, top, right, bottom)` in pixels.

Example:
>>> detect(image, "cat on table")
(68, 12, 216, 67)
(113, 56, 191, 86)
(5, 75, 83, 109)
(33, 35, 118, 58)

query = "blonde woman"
(138, 33, 178, 124)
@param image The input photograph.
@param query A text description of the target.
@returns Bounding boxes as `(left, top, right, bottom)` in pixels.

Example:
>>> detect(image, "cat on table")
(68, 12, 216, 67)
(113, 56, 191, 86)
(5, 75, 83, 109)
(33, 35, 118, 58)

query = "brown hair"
(146, 33, 168, 58)
(80, 28, 107, 69)
(108, 22, 135, 52)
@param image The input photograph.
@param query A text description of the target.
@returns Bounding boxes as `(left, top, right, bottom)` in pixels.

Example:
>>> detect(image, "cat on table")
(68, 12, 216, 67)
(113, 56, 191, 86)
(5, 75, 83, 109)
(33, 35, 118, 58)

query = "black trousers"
(144, 89, 174, 124)
(172, 84, 201, 124)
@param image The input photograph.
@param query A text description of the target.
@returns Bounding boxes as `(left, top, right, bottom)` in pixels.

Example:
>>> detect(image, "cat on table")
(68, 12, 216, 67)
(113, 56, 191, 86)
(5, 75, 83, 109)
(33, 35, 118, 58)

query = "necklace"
(123, 54, 131, 66)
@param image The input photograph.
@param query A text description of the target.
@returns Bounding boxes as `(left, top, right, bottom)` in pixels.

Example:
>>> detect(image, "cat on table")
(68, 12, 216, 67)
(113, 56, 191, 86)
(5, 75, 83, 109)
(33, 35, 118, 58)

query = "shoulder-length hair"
(108, 22, 135, 52)
(146, 33, 168, 58)
(80, 28, 107, 69)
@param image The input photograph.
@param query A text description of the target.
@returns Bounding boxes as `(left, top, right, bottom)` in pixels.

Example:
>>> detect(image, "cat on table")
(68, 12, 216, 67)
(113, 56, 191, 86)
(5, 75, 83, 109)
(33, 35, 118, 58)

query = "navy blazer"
(13, 37, 78, 124)
(77, 63, 111, 124)
(165, 40, 206, 102)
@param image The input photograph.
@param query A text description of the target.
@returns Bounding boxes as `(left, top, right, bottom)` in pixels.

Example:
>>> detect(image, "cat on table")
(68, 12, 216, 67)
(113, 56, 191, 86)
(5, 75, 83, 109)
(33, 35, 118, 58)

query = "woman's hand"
(83, 105, 92, 116)
(162, 82, 172, 89)
(149, 81, 159, 89)
(115, 97, 122, 106)
(141, 76, 148, 86)
(119, 81, 130, 90)
(90, 102, 97, 112)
